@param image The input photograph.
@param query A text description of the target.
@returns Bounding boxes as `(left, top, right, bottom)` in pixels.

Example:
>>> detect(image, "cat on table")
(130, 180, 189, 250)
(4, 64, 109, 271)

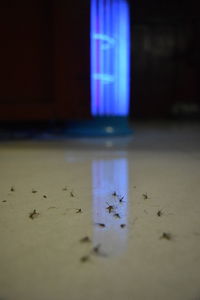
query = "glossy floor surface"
(0, 122, 200, 300)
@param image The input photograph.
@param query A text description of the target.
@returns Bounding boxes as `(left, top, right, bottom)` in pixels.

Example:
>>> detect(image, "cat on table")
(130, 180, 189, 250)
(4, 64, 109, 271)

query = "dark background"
(0, 0, 200, 121)
(130, 0, 200, 119)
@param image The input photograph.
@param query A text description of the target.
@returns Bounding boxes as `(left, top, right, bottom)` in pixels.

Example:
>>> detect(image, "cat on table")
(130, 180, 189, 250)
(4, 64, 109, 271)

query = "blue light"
(91, 0, 130, 116)
(92, 156, 129, 255)
(93, 73, 114, 83)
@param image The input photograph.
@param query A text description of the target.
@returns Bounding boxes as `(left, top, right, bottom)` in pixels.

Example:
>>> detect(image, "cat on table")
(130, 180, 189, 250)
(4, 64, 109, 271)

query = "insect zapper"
(91, 0, 130, 117)
(89, 0, 131, 135)
(67, 0, 131, 136)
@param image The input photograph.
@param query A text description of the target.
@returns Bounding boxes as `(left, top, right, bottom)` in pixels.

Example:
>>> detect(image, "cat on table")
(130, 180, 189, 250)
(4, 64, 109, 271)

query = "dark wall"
(0, 0, 200, 121)
(0, 0, 90, 121)
(130, 0, 200, 118)
(54, 1, 90, 119)
(0, 1, 53, 104)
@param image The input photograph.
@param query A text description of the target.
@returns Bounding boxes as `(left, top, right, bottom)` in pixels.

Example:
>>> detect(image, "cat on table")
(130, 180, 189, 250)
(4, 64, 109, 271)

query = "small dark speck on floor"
(113, 213, 120, 219)
(160, 232, 172, 240)
(106, 205, 114, 213)
(80, 236, 91, 243)
(96, 223, 106, 227)
(80, 255, 90, 263)
(92, 244, 101, 254)
(120, 224, 126, 228)
(29, 209, 40, 220)
(119, 196, 124, 203)
(142, 193, 149, 200)
(157, 210, 163, 217)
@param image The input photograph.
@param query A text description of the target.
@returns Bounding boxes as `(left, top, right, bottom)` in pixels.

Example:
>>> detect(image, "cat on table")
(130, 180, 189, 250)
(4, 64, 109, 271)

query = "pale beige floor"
(0, 122, 200, 300)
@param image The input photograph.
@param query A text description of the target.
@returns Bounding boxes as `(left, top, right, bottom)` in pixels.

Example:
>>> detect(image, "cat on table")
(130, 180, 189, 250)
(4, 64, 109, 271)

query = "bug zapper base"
(65, 117, 133, 137)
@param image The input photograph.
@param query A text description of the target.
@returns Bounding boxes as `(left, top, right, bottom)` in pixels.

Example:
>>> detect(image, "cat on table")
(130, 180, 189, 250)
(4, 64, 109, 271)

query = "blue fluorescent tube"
(91, 0, 130, 116)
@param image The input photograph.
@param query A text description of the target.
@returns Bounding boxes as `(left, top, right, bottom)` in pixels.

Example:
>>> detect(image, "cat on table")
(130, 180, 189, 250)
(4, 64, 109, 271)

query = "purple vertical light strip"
(104, 0, 108, 115)
(118, 0, 130, 115)
(108, 0, 112, 115)
(118, 0, 121, 115)
(108, 0, 112, 116)
(91, 0, 95, 115)
(113, 0, 118, 115)
(102, 0, 106, 115)
(126, 0, 130, 114)
(96, 1, 101, 115)
(106, 0, 111, 115)
(118, 0, 123, 114)
(126, 0, 131, 115)
(99, 0, 103, 115)
(111, 0, 115, 115)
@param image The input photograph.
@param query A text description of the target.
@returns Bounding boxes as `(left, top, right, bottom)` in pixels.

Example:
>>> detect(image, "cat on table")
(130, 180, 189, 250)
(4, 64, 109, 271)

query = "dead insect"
(92, 244, 101, 254)
(106, 204, 114, 213)
(92, 244, 107, 257)
(119, 196, 124, 203)
(96, 223, 106, 227)
(29, 209, 39, 220)
(160, 232, 172, 240)
(142, 193, 149, 200)
(2, 200, 7, 203)
(31, 189, 37, 193)
(80, 236, 91, 243)
(76, 208, 82, 213)
(70, 191, 75, 197)
(62, 186, 67, 191)
(112, 191, 117, 197)
(43, 195, 47, 198)
(157, 210, 163, 217)
(80, 255, 90, 263)
(10, 186, 15, 192)
(120, 224, 126, 228)
(113, 213, 120, 219)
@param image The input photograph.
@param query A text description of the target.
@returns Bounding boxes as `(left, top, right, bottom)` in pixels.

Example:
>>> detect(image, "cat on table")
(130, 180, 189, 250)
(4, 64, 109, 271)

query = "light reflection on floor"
(92, 155, 129, 256)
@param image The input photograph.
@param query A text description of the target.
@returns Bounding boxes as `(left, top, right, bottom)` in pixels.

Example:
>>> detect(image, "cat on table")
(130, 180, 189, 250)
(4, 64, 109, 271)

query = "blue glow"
(91, 0, 130, 116)
(93, 73, 114, 83)
(93, 33, 115, 50)
(92, 156, 129, 255)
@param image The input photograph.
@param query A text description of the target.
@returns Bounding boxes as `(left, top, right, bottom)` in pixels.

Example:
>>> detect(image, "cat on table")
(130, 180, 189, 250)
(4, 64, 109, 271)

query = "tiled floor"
(0, 122, 200, 300)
